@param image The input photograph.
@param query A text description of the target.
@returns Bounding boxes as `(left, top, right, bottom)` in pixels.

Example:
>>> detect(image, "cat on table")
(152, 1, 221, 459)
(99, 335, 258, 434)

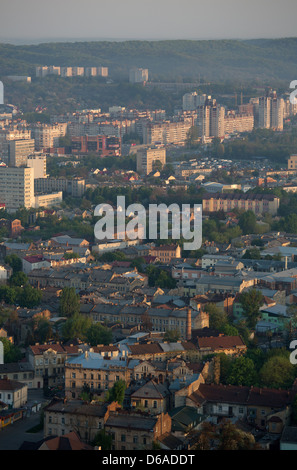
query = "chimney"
(186, 308, 192, 341)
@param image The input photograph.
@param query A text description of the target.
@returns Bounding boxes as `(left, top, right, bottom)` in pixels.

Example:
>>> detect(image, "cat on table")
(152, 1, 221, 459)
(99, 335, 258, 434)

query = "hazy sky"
(1, 0, 297, 43)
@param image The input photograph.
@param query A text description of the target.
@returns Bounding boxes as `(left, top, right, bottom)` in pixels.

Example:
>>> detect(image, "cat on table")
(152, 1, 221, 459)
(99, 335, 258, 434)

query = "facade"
(71, 135, 121, 156)
(129, 68, 148, 84)
(34, 191, 63, 209)
(224, 111, 254, 135)
(8, 139, 35, 167)
(0, 378, 28, 408)
(34, 177, 85, 198)
(136, 147, 166, 175)
(64, 351, 139, 399)
(32, 123, 67, 150)
(0, 166, 35, 212)
(196, 97, 225, 139)
(288, 154, 297, 170)
(143, 120, 192, 146)
(259, 91, 284, 131)
(27, 154, 47, 179)
(105, 410, 171, 450)
(150, 244, 181, 263)
(44, 399, 120, 443)
(27, 343, 80, 389)
(202, 193, 280, 215)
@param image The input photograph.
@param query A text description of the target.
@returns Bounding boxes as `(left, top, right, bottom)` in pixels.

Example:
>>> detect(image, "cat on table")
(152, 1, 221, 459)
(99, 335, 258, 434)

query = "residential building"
(64, 350, 139, 399)
(0, 378, 28, 408)
(0, 166, 35, 212)
(105, 410, 171, 450)
(8, 139, 35, 167)
(150, 244, 181, 263)
(259, 91, 284, 131)
(136, 147, 166, 175)
(129, 68, 148, 84)
(202, 193, 280, 215)
(27, 154, 47, 179)
(44, 399, 120, 443)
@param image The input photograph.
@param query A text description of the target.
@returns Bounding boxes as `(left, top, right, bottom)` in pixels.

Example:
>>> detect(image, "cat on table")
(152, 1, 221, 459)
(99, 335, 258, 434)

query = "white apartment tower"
(0, 167, 35, 212)
(259, 91, 284, 131)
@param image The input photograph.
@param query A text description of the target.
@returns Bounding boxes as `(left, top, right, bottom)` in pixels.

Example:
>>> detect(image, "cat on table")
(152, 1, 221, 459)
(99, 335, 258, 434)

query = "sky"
(1, 0, 297, 43)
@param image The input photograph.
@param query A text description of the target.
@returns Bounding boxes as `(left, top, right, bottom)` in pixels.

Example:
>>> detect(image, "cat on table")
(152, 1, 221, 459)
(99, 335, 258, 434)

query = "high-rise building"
(129, 68, 148, 84)
(259, 91, 284, 131)
(8, 139, 35, 167)
(0, 167, 35, 212)
(182, 92, 207, 111)
(196, 97, 225, 140)
(32, 123, 67, 150)
(136, 147, 166, 175)
(27, 154, 47, 179)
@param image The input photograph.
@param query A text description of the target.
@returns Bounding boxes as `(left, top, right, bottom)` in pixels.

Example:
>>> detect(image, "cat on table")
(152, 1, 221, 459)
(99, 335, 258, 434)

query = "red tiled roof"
(198, 335, 246, 350)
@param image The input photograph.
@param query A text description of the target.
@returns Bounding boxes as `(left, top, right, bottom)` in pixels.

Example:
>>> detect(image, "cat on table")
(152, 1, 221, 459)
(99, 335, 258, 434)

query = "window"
(121, 434, 126, 442)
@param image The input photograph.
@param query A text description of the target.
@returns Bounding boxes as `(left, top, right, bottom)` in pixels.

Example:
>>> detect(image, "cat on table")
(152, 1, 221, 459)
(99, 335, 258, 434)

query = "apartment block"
(27, 154, 47, 178)
(196, 97, 225, 140)
(202, 193, 280, 215)
(259, 91, 284, 131)
(129, 68, 148, 84)
(8, 139, 35, 167)
(136, 147, 166, 175)
(143, 120, 192, 146)
(0, 166, 35, 212)
(224, 111, 254, 135)
(34, 177, 85, 197)
(32, 123, 67, 150)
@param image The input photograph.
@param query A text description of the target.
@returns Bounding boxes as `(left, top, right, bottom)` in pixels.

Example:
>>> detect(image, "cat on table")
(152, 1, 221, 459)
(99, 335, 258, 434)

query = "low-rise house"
(20, 431, 93, 450)
(105, 409, 172, 450)
(0, 362, 34, 388)
(194, 383, 296, 431)
(44, 398, 120, 443)
(130, 379, 170, 414)
(169, 406, 206, 439)
(197, 335, 247, 356)
(0, 377, 28, 408)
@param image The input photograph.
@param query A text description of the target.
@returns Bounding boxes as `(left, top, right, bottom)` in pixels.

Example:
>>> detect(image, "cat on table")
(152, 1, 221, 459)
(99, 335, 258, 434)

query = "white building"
(0, 167, 35, 212)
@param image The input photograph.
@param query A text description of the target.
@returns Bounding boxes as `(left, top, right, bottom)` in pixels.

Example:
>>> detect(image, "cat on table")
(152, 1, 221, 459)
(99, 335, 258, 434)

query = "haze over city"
(1, 0, 297, 43)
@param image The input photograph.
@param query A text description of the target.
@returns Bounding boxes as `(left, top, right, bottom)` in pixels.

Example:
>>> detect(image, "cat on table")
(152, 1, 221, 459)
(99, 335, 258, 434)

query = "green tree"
(4, 254, 22, 273)
(61, 313, 92, 342)
(106, 380, 126, 405)
(0, 338, 22, 363)
(164, 329, 181, 342)
(92, 430, 112, 450)
(239, 289, 264, 329)
(59, 287, 80, 317)
(227, 356, 257, 386)
(238, 210, 257, 235)
(35, 318, 53, 344)
(18, 284, 42, 308)
(86, 323, 113, 346)
(204, 303, 228, 331)
(259, 355, 295, 389)
(9, 271, 28, 287)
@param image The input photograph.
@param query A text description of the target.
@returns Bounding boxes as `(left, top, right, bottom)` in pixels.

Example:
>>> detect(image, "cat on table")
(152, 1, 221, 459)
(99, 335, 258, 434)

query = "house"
(20, 431, 94, 450)
(197, 335, 247, 356)
(0, 377, 28, 408)
(0, 362, 35, 389)
(193, 383, 296, 431)
(169, 406, 206, 438)
(44, 399, 120, 443)
(130, 379, 170, 415)
(104, 410, 172, 450)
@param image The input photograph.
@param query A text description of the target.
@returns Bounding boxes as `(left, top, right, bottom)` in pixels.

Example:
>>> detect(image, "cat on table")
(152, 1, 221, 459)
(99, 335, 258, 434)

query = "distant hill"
(0, 38, 297, 81)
